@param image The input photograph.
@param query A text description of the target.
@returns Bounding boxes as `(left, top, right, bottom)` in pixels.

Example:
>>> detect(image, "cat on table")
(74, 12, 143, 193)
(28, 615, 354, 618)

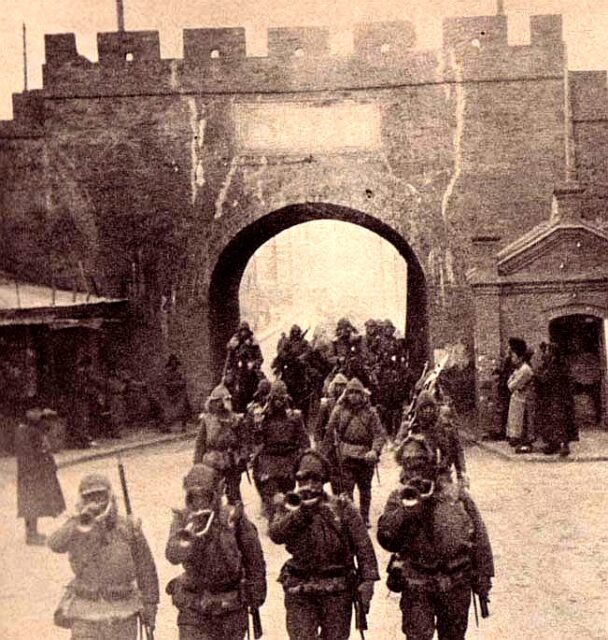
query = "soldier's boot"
(25, 518, 46, 546)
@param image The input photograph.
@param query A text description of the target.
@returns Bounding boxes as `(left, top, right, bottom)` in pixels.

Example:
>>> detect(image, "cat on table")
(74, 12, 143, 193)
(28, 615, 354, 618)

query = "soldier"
(224, 321, 264, 413)
(269, 450, 379, 640)
(396, 390, 468, 492)
(244, 379, 272, 436)
(377, 436, 494, 640)
(48, 473, 159, 639)
(272, 324, 313, 419)
(194, 384, 249, 505)
(321, 377, 387, 528)
(251, 380, 309, 520)
(314, 372, 348, 446)
(15, 407, 65, 545)
(376, 323, 407, 439)
(166, 464, 267, 640)
(331, 318, 369, 387)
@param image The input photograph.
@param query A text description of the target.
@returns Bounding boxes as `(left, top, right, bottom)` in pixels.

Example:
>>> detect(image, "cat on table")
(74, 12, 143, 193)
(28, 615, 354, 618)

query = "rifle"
(332, 428, 367, 638)
(352, 574, 368, 640)
(249, 606, 263, 639)
(332, 424, 346, 496)
(117, 456, 155, 640)
(472, 590, 490, 628)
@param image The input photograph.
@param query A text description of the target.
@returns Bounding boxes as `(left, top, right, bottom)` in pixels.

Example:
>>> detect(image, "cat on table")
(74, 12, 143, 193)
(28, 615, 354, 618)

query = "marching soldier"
(194, 384, 249, 505)
(396, 390, 468, 491)
(251, 380, 309, 520)
(269, 450, 379, 640)
(48, 474, 159, 639)
(314, 372, 348, 446)
(166, 464, 267, 640)
(377, 435, 494, 639)
(224, 321, 264, 413)
(321, 377, 387, 528)
(331, 318, 369, 387)
(272, 324, 313, 417)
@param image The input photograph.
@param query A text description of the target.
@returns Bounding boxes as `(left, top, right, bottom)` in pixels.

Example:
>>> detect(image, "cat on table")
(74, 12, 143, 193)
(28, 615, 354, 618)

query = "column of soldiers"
(43, 318, 494, 640)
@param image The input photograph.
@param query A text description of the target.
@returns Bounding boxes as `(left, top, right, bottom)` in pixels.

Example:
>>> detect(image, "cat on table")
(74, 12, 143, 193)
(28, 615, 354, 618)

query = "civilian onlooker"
(506, 338, 535, 453)
(161, 354, 192, 433)
(535, 342, 571, 457)
(487, 351, 516, 441)
(15, 407, 66, 545)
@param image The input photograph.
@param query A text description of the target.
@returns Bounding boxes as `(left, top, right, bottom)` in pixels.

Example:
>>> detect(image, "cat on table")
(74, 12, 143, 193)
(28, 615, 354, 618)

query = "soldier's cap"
(336, 317, 355, 331)
(238, 321, 252, 333)
(415, 390, 438, 410)
(254, 378, 272, 396)
(396, 434, 438, 468)
(345, 377, 370, 395)
(208, 384, 232, 402)
(364, 318, 378, 328)
(508, 337, 528, 359)
(183, 464, 220, 492)
(296, 449, 330, 483)
(331, 373, 348, 386)
(269, 380, 289, 398)
(79, 473, 112, 496)
(290, 324, 302, 335)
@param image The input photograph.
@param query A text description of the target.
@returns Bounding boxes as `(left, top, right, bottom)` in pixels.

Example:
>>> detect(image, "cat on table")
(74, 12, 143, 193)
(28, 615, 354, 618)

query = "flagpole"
(116, 0, 125, 32)
(22, 23, 28, 91)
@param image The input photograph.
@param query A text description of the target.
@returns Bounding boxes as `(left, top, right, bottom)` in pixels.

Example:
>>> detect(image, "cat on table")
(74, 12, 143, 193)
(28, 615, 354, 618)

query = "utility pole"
(22, 23, 28, 91)
(116, 0, 125, 32)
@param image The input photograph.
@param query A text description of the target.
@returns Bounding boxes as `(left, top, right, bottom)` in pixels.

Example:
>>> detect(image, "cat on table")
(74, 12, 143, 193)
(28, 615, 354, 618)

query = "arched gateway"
(4, 12, 608, 432)
(208, 203, 428, 382)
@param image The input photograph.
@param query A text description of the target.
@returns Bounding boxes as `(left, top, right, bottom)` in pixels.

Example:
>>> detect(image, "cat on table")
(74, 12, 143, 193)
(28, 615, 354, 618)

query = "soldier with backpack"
(377, 435, 494, 640)
(165, 464, 267, 640)
(194, 384, 250, 505)
(269, 450, 379, 639)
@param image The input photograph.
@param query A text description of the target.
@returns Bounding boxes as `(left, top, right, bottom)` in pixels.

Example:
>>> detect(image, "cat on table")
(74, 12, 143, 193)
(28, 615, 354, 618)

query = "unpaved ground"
(0, 441, 606, 639)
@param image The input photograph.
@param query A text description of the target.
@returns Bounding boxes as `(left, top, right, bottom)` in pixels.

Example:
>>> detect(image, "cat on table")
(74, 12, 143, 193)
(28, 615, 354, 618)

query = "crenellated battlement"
(570, 70, 608, 121)
(39, 14, 566, 98)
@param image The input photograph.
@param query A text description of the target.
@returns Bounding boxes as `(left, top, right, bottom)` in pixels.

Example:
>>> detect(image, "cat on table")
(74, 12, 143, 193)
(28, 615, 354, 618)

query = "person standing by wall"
(15, 407, 66, 545)
(536, 342, 572, 457)
(506, 338, 535, 453)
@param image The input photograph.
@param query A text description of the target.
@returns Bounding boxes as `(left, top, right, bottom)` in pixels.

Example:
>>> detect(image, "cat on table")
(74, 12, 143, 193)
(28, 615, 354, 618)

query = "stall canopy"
(0, 272, 128, 327)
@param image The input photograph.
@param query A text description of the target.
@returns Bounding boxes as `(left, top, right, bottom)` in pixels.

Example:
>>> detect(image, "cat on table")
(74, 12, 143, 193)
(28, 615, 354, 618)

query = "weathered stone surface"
(2, 12, 606, 414)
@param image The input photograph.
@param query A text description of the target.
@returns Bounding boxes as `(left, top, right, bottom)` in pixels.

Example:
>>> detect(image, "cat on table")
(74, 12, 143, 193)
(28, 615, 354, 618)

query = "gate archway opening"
(209, 203, 428, 382)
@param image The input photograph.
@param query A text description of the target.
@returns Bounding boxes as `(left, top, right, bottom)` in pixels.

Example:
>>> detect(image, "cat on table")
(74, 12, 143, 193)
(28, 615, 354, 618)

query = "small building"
(0, 273, 128, 451)
(469, 185, 608, 433)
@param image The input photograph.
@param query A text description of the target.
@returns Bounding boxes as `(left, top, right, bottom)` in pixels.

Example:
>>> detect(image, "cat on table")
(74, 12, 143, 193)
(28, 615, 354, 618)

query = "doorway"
(549, 314, 607, 430)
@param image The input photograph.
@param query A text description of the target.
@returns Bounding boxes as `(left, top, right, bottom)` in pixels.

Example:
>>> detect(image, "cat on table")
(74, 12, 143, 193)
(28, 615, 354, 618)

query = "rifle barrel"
(118, 457, 132, 516)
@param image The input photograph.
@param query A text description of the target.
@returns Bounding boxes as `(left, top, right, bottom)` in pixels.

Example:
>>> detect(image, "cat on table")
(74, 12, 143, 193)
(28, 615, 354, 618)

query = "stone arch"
(208, 202, 428, 381)
(543, 303, 608, 324)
